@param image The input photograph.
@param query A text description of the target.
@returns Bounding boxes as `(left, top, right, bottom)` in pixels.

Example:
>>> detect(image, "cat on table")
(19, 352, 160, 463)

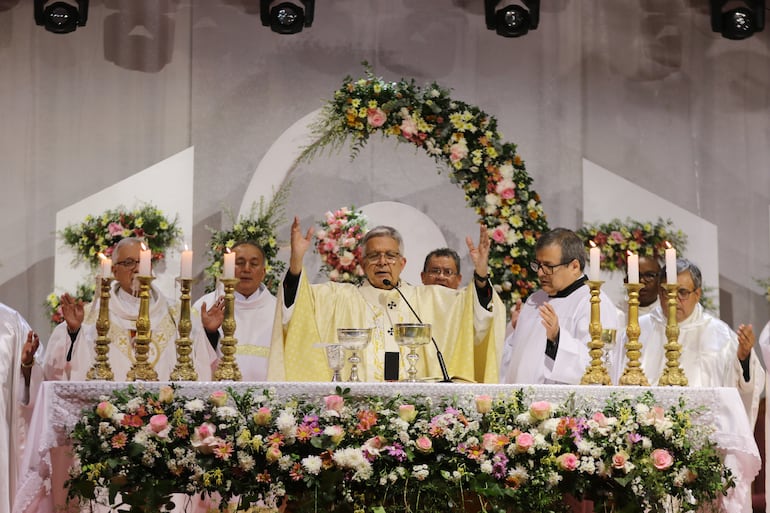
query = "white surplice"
(194, 284, 277, 381)
(624, 304, 764, 427)
(0, 303, 43, 513)
(500, 281, 619, 384)
(44, 283, 216, 382)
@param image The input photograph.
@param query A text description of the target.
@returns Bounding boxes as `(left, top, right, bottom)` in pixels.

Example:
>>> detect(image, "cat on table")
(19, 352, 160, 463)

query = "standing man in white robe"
(268, 218, 505, 383)
(44, 237, 216, 381)
(624, 258, 764, 426)
(500, 228, 619, 384)
(0, 303, 42, 513)
(196, 241, 276, 381)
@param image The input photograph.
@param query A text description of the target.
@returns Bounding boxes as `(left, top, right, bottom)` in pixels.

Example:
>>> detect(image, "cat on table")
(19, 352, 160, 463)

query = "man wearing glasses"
(268, 217, 505, 383)
(420, 248, 462, 289)
(500, 228, 619, 384)
(630, 258, 763, 426)
(44, 237, 216, 381)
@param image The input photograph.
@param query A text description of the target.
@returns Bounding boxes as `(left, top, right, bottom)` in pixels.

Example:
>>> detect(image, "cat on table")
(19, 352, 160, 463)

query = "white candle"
(627, 252, 639, 284)
(665, 243, 677, 285)
(589, 242, 600, 281)
(223, 250, 235, 279)
(180, 247, 193, 279)
(99, 255, 112, 279)
(139, 245, 152, 276)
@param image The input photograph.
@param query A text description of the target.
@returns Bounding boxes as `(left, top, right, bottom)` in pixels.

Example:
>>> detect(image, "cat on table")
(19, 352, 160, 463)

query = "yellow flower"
(159, 221, 168, 230)
(134, 217, 144, 228)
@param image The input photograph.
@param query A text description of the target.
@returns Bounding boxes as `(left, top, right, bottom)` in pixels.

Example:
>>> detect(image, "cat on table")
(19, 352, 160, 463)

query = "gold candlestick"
(214, 277, 242, 381)
(658, 283, 688, 386)
(619, 282, 650, 386)
(581, 280, 611, 385)
(86, 277, 114, 381)
(126, 275, 158, 382)
(170, 278, 198, 381)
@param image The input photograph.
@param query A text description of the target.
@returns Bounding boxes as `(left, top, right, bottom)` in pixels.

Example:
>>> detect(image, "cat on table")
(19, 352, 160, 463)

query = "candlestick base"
(658, 283, 688, 386)
(213, 278, 242, 381)
(126, 275, 159, 382)
(618, 282, 649, 386)
(580, 280, 611, 385)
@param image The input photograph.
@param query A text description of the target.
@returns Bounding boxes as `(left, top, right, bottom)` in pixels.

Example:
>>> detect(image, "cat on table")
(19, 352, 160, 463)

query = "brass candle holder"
(658, 283, 688, 386)
(86, 277, 114, 381)
(581, 280, 611, 385)
(170, 278, 198, 381)
(619, 282, 649, 386)
(126, 275, 158, 382)
(213, 277, 242, 381)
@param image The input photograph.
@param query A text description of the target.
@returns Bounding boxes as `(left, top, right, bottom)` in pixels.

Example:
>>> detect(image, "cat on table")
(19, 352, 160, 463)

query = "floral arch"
(298, 66, 549, 307)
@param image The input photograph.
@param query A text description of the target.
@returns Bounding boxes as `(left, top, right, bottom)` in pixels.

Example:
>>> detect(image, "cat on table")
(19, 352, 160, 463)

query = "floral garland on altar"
(66, 386, 732, 513)
(314, 206, 368, 285)
(298, 65, 549, 307)
(577, 218, 688, 272)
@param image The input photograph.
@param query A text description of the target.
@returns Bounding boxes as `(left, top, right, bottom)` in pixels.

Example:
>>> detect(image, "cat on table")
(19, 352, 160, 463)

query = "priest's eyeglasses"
(364, 251, 401, 264)
(530, 260, 569, 275)
(676, 288, 696, 300)
(426, 268, 457, 277)
(113, 258, 139, 269)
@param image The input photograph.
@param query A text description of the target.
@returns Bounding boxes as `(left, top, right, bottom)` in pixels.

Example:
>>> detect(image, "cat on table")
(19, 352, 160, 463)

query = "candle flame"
(664, 240, 672, 249)
(589, 240, 597, 248)
(141, 242, 148, 251)
(225, 247, 232, 254)
(184, 244, 189, 251)
(626, 250, 635, 257)
(97, 252, 107, 261)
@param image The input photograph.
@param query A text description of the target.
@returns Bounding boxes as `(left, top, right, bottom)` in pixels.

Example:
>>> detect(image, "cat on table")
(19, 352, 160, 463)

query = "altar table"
(13, 381, 761, 513)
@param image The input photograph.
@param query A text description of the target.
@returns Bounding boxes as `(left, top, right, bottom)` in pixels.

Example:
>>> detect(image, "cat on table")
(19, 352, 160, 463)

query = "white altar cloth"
(13, 382, 760, 513)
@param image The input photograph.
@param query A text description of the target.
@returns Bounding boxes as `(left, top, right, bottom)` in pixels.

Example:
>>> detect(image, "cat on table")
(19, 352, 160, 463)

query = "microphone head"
(382, 279, 393, 287)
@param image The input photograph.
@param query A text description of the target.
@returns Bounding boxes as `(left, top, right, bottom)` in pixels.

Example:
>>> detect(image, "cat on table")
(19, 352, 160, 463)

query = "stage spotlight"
(34, 0, 88, 34)
(710, 0, 764, 40)
(485, 0, 539, 38)
(260, 0, 314, 35)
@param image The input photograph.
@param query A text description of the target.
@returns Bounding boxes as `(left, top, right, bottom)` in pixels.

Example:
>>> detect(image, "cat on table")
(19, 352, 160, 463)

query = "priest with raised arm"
(267, 217, 505, 383)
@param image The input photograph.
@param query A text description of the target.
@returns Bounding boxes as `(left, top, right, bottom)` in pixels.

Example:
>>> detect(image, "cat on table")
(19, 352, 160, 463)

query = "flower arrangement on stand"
(298, 64, 549, 309)
(314, 206, 368, 285)
(67, 386, 732, 513)
(204, 186, 288, 295)
(577, 218, 687, 272)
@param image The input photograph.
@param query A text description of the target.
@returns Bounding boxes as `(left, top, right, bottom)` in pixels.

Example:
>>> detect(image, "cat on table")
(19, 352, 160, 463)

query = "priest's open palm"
(466, 224, 490, 277)
(289, 216, 314, 274)
(60, 293, 84, 332)
(201, 296, 225, 333)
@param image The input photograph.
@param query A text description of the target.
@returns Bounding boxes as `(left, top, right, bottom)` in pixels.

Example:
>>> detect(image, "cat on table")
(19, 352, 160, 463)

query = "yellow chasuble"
(267, 270, 504, 383)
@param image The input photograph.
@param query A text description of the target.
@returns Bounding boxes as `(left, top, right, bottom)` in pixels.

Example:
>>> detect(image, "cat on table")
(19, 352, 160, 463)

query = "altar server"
(195, 240, 276, 381)
(44, 237, 216, 381)
(500, 228, 620, 384)
(268, 217, 505, 383)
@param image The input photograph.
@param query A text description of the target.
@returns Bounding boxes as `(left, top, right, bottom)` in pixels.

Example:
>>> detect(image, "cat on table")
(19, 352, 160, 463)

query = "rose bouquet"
(314, 206, 368, 285)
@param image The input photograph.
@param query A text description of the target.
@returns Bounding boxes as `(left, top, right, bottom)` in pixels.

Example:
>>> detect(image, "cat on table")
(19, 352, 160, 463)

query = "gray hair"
(536, 228, 586, 269)
(113, 237, 143, 257)
(663, 258, 702, 290)
(423, 248, 461, 274)
(362, 225, 404, 254)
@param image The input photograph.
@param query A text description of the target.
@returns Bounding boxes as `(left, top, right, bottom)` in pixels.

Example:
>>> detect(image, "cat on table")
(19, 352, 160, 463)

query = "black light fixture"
(34, 0, 88, 34)
(710, 0, 764, 40)
(485, 0, 539, 38)
(260, 0, 314, 35)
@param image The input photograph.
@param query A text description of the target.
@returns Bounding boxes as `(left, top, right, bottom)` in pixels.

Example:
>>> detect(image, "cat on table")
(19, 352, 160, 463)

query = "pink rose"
(449, 142, 468, 163)
(398, 404, 417, 423)
(482, 433, 502, 452)
(529, 401, 552, 421)
(253, 407, 272, 426)
(400, 118, 417, 138)
(475, 394, 492, 414)
(592, 412, 608, 427)
(651, 448, 673, 470)
(324, 394, 344, 413)
(191, 422, 218, 454)
(515, 432, 535, 453)
(96, 401, 115, 419)
(491, 226, 509, 244)
(367, 107, 387, 128)
(194, 422, 216, 439)
(611, 451, 628, 469)
(556, 453, 578, 471)
(149, 414, 168, 434)
(265, 445, 282, 463)
(107, 222, 125, 237)
(338, 251, 355, 268)
(415, 436, 433, 454)
(209, 390, 228, 407)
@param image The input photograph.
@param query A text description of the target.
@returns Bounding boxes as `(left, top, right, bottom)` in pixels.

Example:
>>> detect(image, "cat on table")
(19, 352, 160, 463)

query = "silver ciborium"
(337, 328, 372, 382)
(394, 323, 431, 382)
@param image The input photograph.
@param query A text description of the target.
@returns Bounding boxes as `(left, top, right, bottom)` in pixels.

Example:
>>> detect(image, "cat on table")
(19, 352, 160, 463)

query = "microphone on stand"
(383, 279, 452, 383)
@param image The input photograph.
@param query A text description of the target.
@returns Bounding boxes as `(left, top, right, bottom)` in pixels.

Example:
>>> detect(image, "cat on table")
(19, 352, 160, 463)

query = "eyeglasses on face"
(661, 286, 697, 300)
(363, 251, 401, 264)
(530, 260, 569, 275)
(426, 268, 457, 277)
(113, 258, 139, 269)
